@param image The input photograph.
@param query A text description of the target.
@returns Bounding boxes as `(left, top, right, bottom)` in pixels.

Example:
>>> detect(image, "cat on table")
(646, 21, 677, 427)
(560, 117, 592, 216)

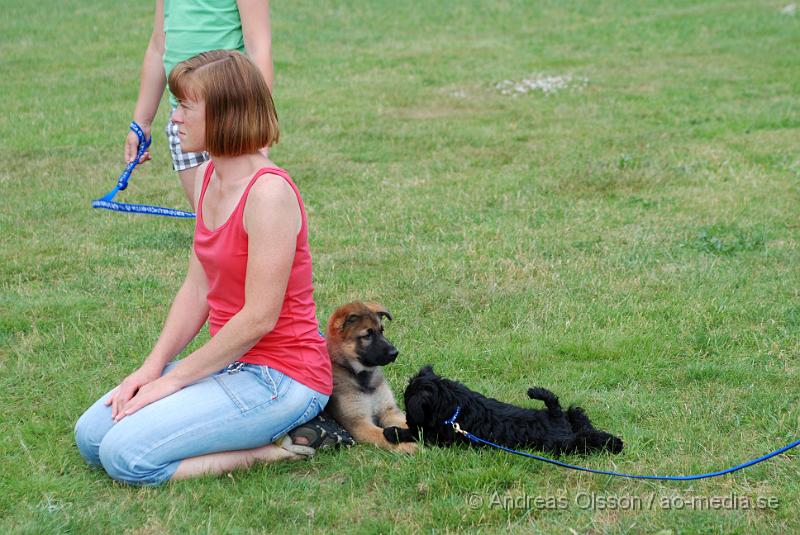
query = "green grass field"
(1, 0, 798, 532)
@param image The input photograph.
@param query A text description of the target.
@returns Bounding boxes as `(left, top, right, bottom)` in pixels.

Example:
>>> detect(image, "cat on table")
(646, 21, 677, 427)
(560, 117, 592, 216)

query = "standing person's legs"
(75, 363, 327, 486)
(166, 111, 209, 209)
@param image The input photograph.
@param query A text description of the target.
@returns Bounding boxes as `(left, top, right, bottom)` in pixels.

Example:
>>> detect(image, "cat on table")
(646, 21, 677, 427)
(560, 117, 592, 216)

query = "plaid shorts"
(166, 111, 209, 171)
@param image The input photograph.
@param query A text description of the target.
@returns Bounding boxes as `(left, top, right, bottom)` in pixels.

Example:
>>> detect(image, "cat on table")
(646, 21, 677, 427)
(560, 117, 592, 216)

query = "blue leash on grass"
(444, 406, 799, 481)
(92, 122, 196, 218)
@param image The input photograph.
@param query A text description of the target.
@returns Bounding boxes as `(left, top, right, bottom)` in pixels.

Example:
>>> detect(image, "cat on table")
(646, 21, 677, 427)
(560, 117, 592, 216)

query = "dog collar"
(444, 405, 461, 426)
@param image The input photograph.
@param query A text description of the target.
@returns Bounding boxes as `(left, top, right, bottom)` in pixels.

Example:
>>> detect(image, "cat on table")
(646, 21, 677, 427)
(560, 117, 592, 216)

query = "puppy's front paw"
(383, 426, 415, 444)
(383, 426, 403, 444)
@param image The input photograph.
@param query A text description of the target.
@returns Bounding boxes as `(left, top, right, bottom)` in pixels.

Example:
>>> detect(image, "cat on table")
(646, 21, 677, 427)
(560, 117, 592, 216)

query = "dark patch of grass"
(687, 223, 767, 256)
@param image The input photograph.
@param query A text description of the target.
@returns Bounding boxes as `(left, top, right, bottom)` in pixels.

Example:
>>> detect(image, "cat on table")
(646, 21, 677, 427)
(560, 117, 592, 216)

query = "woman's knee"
(97, 428, 177, 486)
(74, 407, 109, 466)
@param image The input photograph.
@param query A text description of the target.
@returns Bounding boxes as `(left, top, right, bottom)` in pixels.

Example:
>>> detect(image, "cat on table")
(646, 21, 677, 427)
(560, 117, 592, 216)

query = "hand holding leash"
(91, 121, 195, 218)
(125, 123, 152, 165)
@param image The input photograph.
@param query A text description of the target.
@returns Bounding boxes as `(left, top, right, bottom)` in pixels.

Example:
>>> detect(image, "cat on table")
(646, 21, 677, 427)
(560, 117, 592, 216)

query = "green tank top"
(163, 0, 245, 107)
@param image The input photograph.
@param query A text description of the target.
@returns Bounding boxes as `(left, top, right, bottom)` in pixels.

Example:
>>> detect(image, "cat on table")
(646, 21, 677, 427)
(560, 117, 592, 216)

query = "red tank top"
(193, 163, 332, 395)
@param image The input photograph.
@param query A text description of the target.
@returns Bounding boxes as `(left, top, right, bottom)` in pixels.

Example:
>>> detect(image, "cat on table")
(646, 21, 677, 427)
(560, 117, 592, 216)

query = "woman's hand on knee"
(118, 375, 182, 421)
(106, 365, 162, 421)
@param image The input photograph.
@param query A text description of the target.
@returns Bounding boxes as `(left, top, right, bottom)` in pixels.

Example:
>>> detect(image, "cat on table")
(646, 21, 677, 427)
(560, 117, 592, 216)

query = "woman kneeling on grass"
(75, 49, 339, 485)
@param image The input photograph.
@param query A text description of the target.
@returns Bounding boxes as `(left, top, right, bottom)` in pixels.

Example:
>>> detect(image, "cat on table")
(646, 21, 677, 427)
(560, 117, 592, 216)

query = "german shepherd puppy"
(325, 302, 416, 453)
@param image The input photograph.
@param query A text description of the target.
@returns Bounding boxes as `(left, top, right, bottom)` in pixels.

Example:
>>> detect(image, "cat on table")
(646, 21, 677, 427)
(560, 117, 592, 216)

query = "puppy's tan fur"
(325, 302, 416, 453)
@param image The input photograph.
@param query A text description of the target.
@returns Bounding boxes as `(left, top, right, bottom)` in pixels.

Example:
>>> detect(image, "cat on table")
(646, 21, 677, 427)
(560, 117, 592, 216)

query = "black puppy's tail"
(567, 406, 624, 454)
(527, 387, 563, 417)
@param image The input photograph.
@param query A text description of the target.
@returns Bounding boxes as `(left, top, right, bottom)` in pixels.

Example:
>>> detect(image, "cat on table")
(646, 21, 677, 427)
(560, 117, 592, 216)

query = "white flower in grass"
(495, 74, 588, 96)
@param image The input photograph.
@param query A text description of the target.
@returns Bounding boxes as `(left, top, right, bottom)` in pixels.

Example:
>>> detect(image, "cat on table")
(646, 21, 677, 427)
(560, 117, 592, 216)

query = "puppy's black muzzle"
(358, 336, 399, 367)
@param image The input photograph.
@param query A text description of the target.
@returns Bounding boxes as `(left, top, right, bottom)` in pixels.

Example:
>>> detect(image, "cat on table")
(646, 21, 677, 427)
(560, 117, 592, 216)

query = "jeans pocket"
(213, 364, 278, 414)
(260, 366, 283, 399)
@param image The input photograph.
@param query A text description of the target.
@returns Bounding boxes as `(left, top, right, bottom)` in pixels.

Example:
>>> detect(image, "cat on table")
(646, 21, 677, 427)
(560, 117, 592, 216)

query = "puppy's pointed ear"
(328, 305, 360, 335)
(342, 313, 360, 331)
(364, 302, 392, 322)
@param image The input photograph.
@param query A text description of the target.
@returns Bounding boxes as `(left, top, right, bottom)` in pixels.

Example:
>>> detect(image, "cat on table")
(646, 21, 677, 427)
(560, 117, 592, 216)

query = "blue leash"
(92, 122, 196, 218)
(444, 406, 799, 481)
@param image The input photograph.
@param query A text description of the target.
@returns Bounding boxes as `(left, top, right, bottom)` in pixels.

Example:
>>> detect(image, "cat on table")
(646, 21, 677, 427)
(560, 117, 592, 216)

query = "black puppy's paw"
(383, 426, 416, 444)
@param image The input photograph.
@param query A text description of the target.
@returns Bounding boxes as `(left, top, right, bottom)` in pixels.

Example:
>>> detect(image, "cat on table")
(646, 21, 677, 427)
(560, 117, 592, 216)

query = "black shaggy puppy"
(384, 365, 623, 455)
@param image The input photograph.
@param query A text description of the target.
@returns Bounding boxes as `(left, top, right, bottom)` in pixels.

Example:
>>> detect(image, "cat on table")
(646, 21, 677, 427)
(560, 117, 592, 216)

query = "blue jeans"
(74, 362, 328, 486)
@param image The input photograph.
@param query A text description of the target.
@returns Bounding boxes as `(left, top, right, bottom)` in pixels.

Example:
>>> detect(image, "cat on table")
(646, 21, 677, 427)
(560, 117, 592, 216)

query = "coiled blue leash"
(92, 121, 196, 218)
(444, 406, 799, 481)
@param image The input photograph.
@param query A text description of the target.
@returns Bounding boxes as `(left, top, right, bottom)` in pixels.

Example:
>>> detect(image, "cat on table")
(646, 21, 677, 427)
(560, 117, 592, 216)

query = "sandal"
(278, 411, 356, 457)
